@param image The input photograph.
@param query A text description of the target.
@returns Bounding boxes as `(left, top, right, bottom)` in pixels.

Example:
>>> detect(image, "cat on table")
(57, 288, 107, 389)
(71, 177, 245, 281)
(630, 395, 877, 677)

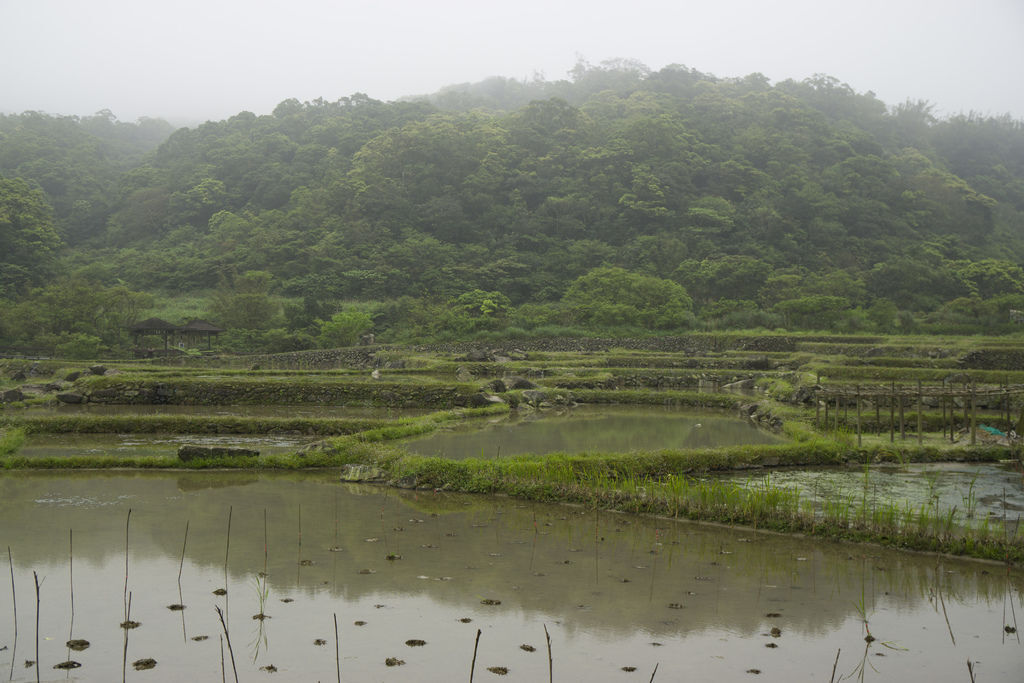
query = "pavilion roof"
(179, 319, 224, 333)
(130, 317, 177, 332)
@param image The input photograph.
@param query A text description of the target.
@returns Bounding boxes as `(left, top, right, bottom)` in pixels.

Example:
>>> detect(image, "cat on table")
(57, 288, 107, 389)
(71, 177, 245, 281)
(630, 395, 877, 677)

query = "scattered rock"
(480, 598, 501, 605)
(770, 627, 781, 637)
(260, 664, 277, 673)
(120, 620, 141, 629)
(385, 657, 405, 667)
(622, 666, 637, 672)
(212, 588, 227, 595)
(167, 604, 185, 611)
(405, 639, 426, 647)
(354, 621, 367, 626)
(521, 389, 547, 406)
(53, 660, 81, 670)
(132, 658, 157, 670)
(519, 644, 535, 652)
(314, 639, 327, 646)
(505, 376, 538, 390)
(66, 639, 90, 651)
(487, 666, 509, 675)
(191, 635, 209, 641)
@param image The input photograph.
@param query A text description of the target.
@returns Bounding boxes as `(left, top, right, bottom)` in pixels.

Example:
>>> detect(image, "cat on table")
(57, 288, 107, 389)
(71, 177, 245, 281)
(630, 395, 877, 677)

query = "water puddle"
(403, 405, 782, 459)
(0, 471, 1019, 681)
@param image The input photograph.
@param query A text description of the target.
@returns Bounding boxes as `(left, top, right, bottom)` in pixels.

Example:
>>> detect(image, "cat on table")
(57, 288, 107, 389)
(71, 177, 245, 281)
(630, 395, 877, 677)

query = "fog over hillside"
(1, 0, 1022, 122)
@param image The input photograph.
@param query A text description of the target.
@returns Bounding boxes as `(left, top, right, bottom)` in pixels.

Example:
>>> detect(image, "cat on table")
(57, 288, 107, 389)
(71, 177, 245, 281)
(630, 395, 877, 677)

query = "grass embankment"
(0, 414, 391, 435)
(343, 440, 1021, 564)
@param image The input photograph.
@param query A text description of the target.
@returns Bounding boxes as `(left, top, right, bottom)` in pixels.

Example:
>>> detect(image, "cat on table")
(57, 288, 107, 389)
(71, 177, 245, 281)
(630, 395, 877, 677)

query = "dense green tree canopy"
(3, 62, 1024, 349)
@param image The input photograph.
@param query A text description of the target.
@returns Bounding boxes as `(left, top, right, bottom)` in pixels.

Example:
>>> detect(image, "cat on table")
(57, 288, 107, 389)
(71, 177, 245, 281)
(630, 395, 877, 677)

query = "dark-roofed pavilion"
(178, 319, 224, 349)
(130, 317, 177, 350)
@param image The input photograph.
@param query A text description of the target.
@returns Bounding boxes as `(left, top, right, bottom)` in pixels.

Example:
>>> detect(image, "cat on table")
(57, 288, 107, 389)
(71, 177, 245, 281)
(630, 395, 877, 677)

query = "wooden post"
(941, 395, 946, 440)
(855, 385, 862, 447)
(921, 378, 929, 448)
(889, 382, 895, 443)
(970, 385, 977, 446)
(899, 393, 905, 440)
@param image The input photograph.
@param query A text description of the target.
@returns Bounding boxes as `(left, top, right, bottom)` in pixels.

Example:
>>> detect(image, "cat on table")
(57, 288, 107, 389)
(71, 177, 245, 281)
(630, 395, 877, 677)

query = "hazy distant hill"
(3, 62, 1024, 351)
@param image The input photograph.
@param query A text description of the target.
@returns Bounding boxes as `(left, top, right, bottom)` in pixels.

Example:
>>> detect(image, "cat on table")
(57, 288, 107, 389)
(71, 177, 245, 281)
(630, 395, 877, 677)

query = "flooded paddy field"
(716, 462, 1024, 524)
(16, 432, 312, 459)
(402, 406, 782, 459)
(0, 471, 1020, 682)
(17, 404, 430, 419)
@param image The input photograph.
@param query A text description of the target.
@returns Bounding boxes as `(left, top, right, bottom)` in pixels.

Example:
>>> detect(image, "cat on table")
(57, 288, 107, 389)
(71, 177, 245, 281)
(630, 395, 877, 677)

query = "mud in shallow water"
(0, 471, 1020, 682)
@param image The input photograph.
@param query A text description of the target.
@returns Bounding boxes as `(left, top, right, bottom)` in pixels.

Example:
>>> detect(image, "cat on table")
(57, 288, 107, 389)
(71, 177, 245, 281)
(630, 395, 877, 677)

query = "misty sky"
(2, 0, 1022, 124)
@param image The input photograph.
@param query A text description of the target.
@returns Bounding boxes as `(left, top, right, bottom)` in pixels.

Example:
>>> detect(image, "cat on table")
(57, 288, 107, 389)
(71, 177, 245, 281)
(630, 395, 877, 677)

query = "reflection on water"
(0, 471, 1020, 681)
(403, 405, 783, 459)
(19, 432, 311, 459)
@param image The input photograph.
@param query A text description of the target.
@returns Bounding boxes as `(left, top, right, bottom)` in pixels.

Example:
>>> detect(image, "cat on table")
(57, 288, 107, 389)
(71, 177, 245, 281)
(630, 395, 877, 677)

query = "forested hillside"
(3, 62, 1024, 356)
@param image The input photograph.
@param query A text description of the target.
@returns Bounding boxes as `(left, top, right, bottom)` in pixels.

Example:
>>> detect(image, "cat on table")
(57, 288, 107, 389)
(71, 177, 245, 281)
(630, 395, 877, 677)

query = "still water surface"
(0, 471, 1020, 681)
(403, 406, 783, 459)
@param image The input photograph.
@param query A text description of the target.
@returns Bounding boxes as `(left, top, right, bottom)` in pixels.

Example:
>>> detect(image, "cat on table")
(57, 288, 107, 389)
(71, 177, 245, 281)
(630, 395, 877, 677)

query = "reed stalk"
(215, 606, 239, 683)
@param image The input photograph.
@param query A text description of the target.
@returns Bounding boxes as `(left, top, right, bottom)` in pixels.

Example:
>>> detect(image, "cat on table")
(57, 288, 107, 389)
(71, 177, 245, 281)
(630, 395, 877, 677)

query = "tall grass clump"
(0, 428, 26, 457)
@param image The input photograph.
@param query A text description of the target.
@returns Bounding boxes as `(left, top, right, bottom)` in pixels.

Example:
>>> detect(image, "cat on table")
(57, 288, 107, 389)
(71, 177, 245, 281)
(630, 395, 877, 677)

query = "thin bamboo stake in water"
(178, 520, 189, 584)
(123, 508, 131, 623)
(8, 546, 16, 682)
(220, 634, 226, 683)
(8, 546, 16, 641)
(333, 612, 340, 683)
(33, 571, 40, 683)
(544, 624, 553, 683)
(469, 628, 481, 683)
(215, 606, 239, 683)
(68, 529, 74, 623)
(648, 661, 659, 682)
(829, 648, 841, 683)
(122, 592, 132, 683)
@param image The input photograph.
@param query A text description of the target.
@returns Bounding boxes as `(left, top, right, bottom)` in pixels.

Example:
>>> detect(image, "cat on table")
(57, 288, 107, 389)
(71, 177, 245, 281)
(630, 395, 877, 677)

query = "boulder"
(505, 376, 539, 390)
(1, 389, 25, 403)
(9, 371, 26, 382)
(522, 389, 547, 406)
(455, 366, 475, 382)
(722, 379, 756, 392)
(340, 464, 387, 483)
(177, 445, 259, 462)
(466, 392, 504, 408)
(56, 392, 85, 404)
(64, 371, 82, 382)
(88, 365, 107, 376)
(487, 378, 507, 393)
(464, 349, 493, 362)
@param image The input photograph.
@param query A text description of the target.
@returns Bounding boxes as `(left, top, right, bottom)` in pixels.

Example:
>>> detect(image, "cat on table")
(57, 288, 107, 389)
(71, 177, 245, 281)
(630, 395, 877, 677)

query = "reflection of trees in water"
(3, 472, 1020, 645)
